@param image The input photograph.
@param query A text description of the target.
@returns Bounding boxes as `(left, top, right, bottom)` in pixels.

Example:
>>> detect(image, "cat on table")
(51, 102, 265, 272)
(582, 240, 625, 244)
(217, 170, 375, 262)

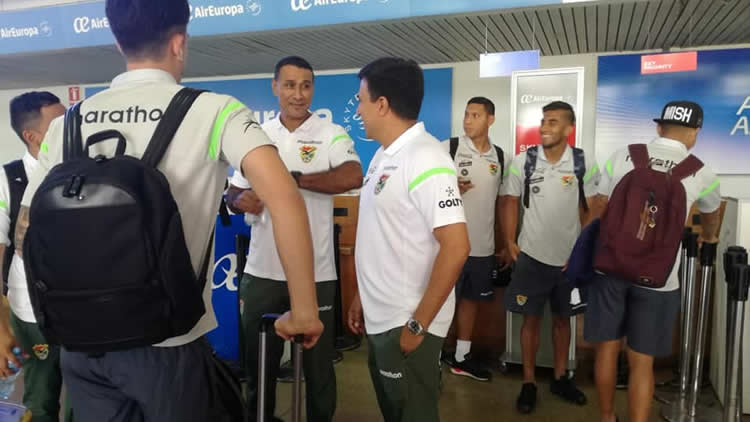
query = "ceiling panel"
(1, 0, 749, 89)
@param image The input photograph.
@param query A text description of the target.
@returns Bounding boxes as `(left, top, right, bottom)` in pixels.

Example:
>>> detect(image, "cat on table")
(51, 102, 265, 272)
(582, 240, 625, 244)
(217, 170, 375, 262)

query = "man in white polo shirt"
(227, 56, 362, 422)
(347, 57, 469, 422)
(501, 101, 599, 414)
(586, 101, 721, 422)
(0, 92, 68, 422)
(441, 97, 506, 382)
(8, 1, 323, 420)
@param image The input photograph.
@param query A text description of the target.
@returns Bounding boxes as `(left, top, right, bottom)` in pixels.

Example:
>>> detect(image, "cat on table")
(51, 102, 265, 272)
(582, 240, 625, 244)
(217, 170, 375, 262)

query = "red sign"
(641, 52, 697, 75)
(68, 86, 80, 104)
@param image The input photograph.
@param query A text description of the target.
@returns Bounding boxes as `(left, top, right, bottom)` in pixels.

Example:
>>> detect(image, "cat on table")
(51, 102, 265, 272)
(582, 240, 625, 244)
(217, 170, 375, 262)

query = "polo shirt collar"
(651, 137, 688, 154)
(537, 144, 572, 163)
(385, 122, 425, 156)
(271, 113, 319, 135)
(22, 151, 37, 172)
(462, 135, 493, 155)
(111, 69, 177, 88)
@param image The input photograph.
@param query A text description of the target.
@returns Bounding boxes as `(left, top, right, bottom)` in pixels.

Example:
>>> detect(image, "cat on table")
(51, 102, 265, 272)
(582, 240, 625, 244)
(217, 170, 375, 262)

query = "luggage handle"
(258, 314, 304, 422)
(85, 130, 127, 157)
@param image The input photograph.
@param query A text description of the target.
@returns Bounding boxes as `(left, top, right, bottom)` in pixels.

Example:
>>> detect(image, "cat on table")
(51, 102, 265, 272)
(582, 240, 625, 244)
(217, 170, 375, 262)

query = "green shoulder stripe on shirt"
(605, 160, 614, 178)
(209, 101, 244, 161)
(509, 166, 521, 177)
(583, 164, 599, 183)
(698, 178, 720, 199)
(330, 134, 351, 145)
(40, 142, 49, 154)
(0, 201, 7, 211)
(408, 168, 456, 192)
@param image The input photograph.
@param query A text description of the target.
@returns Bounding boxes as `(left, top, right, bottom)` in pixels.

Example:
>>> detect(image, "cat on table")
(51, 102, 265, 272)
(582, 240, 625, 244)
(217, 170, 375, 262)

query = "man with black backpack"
(500, 101, 599, 414)
(0, 91, 68, 422)
(586, 101, 721, 422)
(11, 1, 323, 421)
(441, 97, 505, 382)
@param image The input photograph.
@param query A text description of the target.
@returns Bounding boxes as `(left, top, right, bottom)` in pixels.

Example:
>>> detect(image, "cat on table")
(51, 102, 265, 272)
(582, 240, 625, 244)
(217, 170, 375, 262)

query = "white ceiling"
(1, 0, 748, 89)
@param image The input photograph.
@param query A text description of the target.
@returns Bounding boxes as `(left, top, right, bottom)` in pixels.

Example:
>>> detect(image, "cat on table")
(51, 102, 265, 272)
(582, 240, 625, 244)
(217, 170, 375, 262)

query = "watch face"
(408, 319, 422, 334)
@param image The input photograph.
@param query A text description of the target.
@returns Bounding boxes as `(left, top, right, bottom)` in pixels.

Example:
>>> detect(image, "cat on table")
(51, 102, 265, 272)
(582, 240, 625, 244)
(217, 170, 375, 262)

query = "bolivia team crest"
(32, 344, 49, 360)
(374, 174, 390, 195)
(300, 145, 317, 163)
(516, 295, 528, 306)
(561, 175, 576, 187)
(489, 163, 499, 176)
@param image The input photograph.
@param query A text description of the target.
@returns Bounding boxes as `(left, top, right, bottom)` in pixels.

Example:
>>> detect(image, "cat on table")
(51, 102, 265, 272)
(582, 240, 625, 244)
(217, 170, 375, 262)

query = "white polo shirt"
(0, 152, 38, 322)
(22, 69, 274, 347)
(501, 146, 600, 267)
(230, 114, 360, 282)
(441, 136, 505, 257)
(355, 122, 466, 337)
(598, 137, 721, 292)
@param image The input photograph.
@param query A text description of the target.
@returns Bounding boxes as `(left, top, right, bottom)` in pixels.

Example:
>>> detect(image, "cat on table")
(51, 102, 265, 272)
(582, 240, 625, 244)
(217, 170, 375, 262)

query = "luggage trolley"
(500, 309, 578, 378)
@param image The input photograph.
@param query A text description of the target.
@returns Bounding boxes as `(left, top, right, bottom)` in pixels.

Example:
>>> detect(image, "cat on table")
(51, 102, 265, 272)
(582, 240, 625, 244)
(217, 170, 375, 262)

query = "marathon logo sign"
(641, 52, 697, 75)
(73, 16, 109, 34)
(291, 0, 367, 12)
(661, 106, 694, 125)
(83, 107, 164, 124)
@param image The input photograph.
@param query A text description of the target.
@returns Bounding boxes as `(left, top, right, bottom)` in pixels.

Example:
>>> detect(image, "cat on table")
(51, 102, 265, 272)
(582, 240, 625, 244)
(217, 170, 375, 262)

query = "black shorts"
(504, 252, 574, 317)
(456, 256, 496, 301)
(583, 273, 680, 357)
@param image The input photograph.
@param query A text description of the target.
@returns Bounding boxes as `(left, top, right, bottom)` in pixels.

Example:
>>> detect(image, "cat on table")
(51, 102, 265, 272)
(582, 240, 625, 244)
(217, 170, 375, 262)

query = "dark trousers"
(10, 312, 73, 422)
(61, 338, 221, 422)
(241, 274, 337, 422)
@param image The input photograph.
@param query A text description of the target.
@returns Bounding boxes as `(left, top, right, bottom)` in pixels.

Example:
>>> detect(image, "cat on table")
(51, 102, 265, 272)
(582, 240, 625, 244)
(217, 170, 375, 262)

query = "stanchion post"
(723, 247, 748, 422)
(680, 232, 700, 397)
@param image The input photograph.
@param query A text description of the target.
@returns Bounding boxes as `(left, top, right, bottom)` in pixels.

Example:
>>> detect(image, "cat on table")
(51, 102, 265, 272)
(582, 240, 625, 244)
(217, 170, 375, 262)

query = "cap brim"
(653, 118, 700, 129)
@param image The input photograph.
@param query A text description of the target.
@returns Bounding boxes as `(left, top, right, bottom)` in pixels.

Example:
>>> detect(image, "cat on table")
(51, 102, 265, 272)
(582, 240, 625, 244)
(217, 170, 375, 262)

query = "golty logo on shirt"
(374, 174, 390, 195)
(300, 145, 317, 163)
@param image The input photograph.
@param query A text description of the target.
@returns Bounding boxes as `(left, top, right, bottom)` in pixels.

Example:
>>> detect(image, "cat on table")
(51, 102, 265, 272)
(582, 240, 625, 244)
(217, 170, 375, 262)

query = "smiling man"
(501, 101, 599, 414)
(226, 56, 363, 422)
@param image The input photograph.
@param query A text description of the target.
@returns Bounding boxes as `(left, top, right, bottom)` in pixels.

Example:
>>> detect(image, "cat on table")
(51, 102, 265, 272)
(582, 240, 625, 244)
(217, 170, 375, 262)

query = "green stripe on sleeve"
(509, 166, 521, 177)
(408, 168, 456, 192)
(0, 201, 7, 211)
(40, 142, 49, 154)
(698, 178, 720, 199)
(209, 102, 244, 161)
(331, 134, 351, 145)
(605, 160, 614, 178)
(583, 164, 599, 183)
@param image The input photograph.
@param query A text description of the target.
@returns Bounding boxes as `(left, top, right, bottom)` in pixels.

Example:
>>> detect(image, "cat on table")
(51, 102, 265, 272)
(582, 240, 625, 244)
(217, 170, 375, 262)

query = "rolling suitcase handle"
(258, 314, 303, 422)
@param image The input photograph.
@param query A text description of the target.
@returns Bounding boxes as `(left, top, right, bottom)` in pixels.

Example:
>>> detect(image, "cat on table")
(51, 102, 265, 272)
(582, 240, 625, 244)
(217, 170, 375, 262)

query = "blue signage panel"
(1, 0, 563, 55)
(480, 50, 540, 77)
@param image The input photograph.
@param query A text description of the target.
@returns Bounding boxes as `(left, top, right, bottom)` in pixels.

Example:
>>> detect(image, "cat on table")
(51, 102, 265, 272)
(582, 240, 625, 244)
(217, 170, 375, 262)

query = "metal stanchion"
(722, 247, 749, 422)
(663, 242, 721, 422)
(658, 231, 699, 404)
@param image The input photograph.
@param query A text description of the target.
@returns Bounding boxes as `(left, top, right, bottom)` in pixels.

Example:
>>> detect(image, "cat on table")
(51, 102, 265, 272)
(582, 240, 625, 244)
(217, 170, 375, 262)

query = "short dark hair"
(106, 0, 190, 59)
(274, 56, 315, 81)
(358, 57, 424, 121)
(467, 97, 495, 116)
(10, 91, 61, 145)
(542, 101, 576, 124)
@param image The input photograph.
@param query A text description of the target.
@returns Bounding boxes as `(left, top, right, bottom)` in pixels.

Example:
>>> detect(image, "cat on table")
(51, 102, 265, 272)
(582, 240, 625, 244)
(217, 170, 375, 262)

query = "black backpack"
(24, 88, 210, 353)
(2, 160, 27, 294)
(523, 145, 589, 212)
(449, 137, 505, 182)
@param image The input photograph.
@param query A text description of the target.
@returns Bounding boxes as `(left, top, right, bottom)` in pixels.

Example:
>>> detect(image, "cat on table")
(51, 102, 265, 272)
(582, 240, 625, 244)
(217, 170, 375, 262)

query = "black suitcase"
(258, 314, 303, 422)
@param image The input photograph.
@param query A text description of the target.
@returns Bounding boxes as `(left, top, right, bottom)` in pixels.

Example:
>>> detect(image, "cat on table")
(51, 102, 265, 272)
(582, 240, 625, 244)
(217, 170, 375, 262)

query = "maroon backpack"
(594, 144, 703, 288)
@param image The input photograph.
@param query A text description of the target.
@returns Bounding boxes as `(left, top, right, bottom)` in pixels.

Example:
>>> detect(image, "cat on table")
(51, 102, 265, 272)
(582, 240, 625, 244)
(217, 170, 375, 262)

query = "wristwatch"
(290, 171, 302, 186)
(406, 318, 425, 336)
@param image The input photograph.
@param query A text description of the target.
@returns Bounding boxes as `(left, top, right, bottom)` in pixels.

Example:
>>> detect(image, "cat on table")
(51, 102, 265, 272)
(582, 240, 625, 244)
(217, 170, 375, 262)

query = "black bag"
(2, 159, 27, 294)
(24, 88, 210, 353)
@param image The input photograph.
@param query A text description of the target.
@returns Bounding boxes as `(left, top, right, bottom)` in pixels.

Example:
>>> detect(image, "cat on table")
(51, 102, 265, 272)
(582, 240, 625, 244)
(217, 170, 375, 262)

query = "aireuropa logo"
(190, 1, 261, 21)
(73, 16, 109, 34)
(212, 253, 238, 292)
(0, 22, 51, 39)
(291, 0, 382, 13)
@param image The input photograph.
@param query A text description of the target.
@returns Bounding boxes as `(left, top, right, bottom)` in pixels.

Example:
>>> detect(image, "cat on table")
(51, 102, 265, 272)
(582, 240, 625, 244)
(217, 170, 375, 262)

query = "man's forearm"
(413, 225, 469, 329)
(501, 196, 519, 248)
(0, 245, 5, 293)
(14, 207, 29, 259)
(700, 209, 721, 242)
(298, 161, 363, 195)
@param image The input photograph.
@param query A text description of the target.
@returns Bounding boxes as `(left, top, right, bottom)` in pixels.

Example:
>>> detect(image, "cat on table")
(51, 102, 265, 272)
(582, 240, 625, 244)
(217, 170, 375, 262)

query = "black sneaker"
(449, 355, 492, 382)
(550, 376, 587, 406)
(516, 383, 537, 414)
